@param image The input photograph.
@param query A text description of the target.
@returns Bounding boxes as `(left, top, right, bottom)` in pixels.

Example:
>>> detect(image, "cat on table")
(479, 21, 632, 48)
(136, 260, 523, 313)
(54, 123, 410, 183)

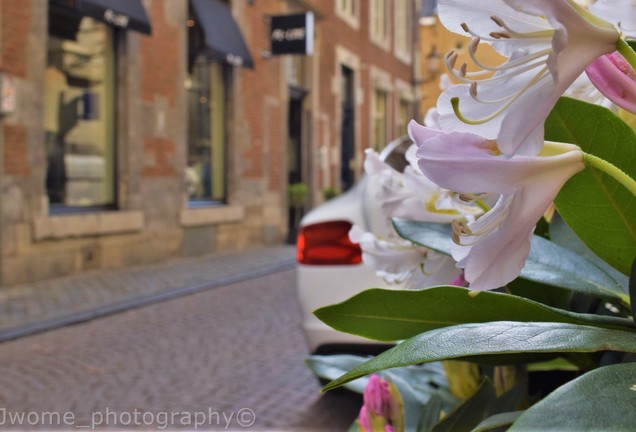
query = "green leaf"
(550, 211, 629, 295)
(545, 97, 636, 275)
(392, 219, 452, 255)
(305, 355, 370, 393)
(631, 259, 636, 319)
(393, 220, 629, 303)
(472, 411, 524, 432)
(430, 378, 497, 432)
(322, 322, 636, 391)
(314, 287, 634, 343)
(508, 363, 636, 431)
(524, 236, 628, 304)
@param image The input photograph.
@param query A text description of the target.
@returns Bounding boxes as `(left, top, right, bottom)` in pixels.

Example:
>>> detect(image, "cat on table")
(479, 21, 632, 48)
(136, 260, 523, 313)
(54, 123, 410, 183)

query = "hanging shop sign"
(270, 12, 314, 56)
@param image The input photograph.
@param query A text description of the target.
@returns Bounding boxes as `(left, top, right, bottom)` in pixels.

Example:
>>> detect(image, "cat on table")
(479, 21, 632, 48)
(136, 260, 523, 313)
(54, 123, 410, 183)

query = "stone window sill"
(180, 205, 244, 227)
(33, 211, 144, 241)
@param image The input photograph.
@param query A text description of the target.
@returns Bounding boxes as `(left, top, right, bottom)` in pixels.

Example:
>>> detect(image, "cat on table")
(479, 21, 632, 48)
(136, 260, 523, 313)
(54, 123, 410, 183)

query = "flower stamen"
(490, 15, 555, 40)
(452, 66, 550, 124)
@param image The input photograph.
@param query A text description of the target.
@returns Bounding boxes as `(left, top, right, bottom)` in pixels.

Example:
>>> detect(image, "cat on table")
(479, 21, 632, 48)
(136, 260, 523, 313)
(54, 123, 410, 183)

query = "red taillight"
(296, 221, 362, 265)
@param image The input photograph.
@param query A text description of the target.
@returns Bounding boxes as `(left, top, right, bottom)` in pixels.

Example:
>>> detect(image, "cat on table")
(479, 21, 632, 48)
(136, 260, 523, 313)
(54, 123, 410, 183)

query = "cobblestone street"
(0, 269, 361, 431)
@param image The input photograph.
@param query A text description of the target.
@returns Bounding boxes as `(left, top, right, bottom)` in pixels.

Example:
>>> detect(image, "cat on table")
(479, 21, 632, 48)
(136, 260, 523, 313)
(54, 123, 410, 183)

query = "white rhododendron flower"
(349, 226, 460, 289)
(350, 145, 481, 288)
(410, 120, 585, 291)
(437, 0, 619, 156)
(364, 146, 481, 224)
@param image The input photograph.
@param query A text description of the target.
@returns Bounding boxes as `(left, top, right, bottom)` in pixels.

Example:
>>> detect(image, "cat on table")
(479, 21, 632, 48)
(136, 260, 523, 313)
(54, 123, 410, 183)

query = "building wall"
(0, 0, 418, 286)
(311, 0, 418, 201)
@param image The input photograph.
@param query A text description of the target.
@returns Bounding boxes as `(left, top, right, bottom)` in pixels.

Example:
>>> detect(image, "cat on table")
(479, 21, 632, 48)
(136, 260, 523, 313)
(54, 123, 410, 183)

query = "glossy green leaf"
(550, 212, 629, 294)
(524, 236, 628, 303)
(631, 259, 636, 319)
(393, 219, 452, 256)
(430, 378, 496, 432)
(472, 411, 524, 432)
(509, 363, 636, 431)
(545, 97, 636, 275)
(322, 322, 636, 391)
(393, 220, 629, 303)
(314, 287, 634, 342)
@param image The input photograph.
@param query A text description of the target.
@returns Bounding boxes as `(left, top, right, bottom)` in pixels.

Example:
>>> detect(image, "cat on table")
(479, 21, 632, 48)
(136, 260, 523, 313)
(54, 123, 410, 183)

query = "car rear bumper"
(297, 263, 397, 352)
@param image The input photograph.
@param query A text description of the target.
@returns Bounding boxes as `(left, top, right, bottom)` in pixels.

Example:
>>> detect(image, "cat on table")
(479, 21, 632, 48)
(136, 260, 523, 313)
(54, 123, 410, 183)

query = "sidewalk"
(0, 245, 296, 342)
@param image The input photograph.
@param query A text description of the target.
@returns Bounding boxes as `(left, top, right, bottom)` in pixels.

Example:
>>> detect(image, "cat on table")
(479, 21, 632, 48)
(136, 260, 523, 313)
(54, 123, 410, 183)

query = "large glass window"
(45, 11, 115, 208)
(186, 11, 227, 203)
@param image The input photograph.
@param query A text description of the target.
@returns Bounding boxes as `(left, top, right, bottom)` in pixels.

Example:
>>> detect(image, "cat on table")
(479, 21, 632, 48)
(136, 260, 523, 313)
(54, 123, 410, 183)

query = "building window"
(336, 0, 359, 29)
(372, 89, 388, 151)
(397, 98, 411, 137)
(186, 11, 227, 203)
(394, 0, 411, 62)
(370, 0, 389, 48)
(45, 12, 116, 208)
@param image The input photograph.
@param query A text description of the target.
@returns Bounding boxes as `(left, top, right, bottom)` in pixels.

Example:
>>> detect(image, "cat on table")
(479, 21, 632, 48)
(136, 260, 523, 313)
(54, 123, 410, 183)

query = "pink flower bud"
(586, 51, 636, 114)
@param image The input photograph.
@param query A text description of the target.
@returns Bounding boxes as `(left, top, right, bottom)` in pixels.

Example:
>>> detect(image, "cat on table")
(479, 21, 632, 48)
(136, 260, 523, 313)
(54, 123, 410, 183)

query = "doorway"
(340, 65, 355, 192)
(287, 86, 306, 243)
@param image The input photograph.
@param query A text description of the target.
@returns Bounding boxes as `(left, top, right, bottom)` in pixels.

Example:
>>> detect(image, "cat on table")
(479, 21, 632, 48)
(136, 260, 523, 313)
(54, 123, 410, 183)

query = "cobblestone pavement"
(0, 246, 296, 341)
(0, 269, 362, 431)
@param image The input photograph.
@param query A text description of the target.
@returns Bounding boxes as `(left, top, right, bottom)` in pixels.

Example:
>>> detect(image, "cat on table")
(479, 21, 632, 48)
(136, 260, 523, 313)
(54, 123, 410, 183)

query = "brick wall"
(3, 123, 30, 176)
(139, 0, 179, 179)
(139, 0, 178, 106)
(1, 0, 32, 76)
(142, 137, 176, 177)
(239, 0, 285, 181)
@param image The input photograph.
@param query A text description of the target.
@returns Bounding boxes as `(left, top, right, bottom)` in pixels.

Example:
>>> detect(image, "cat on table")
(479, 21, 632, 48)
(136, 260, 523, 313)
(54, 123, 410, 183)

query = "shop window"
(372, 89, 388, 151)
(45, 11, 116, 209)
(186, 11, 228, 203)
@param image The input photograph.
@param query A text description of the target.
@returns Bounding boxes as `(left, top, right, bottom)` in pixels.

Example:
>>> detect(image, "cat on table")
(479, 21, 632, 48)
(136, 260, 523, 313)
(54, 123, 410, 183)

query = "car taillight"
(297, 221, 362, 265)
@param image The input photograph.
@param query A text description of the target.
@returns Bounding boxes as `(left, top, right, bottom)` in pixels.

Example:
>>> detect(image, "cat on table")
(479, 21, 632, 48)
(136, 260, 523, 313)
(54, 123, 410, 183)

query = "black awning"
(73, 0, 152, 35)
(190, 0, 254, 69)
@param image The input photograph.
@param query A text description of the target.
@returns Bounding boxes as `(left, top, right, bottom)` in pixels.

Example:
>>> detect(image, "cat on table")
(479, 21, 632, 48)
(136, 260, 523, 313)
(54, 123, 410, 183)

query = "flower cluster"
(407, 0, 636, 291)
(350, 145, 481, 289)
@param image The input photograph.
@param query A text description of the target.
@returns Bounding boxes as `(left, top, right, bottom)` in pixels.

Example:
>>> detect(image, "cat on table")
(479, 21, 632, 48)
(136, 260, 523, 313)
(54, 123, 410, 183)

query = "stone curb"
(0, 251, 296, 343)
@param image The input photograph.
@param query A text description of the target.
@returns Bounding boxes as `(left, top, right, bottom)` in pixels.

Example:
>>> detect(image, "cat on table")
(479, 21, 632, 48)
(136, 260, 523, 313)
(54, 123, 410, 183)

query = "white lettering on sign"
(271, 27, 306, 42)
(226, 54, 244, 67)
(103, 9, 130, 28)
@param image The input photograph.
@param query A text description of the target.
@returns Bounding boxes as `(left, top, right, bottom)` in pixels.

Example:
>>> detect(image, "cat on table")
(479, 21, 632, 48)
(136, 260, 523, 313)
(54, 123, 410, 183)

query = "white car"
(296, 137, 413, 354)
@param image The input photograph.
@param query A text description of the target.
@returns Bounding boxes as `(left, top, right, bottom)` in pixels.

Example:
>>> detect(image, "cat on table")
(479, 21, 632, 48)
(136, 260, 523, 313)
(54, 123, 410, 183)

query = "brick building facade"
(0, 0, 419, 286)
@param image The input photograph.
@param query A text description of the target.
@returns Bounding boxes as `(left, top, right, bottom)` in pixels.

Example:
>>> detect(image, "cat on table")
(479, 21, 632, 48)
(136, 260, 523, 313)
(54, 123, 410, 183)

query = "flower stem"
(616, 38, 636, 71)
(583, 152, 636, 196)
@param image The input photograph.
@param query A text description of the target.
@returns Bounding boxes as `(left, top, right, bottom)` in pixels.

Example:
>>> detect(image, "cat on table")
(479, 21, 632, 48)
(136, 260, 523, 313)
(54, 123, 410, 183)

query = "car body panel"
(296, 137, 413, 353)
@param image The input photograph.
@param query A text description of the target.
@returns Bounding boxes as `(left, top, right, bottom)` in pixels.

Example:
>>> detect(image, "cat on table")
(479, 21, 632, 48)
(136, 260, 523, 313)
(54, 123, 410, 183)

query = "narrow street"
(0, 270, 361, 431)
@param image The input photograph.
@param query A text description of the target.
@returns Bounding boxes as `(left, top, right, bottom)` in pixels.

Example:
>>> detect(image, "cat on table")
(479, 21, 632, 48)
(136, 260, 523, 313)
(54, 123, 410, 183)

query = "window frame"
(186, 8, 229, 206)
(335, 0, 360, 29)
(45, 7, 119, 214)
(369, 0, 390, 50)
(394, 0, 412, 63)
